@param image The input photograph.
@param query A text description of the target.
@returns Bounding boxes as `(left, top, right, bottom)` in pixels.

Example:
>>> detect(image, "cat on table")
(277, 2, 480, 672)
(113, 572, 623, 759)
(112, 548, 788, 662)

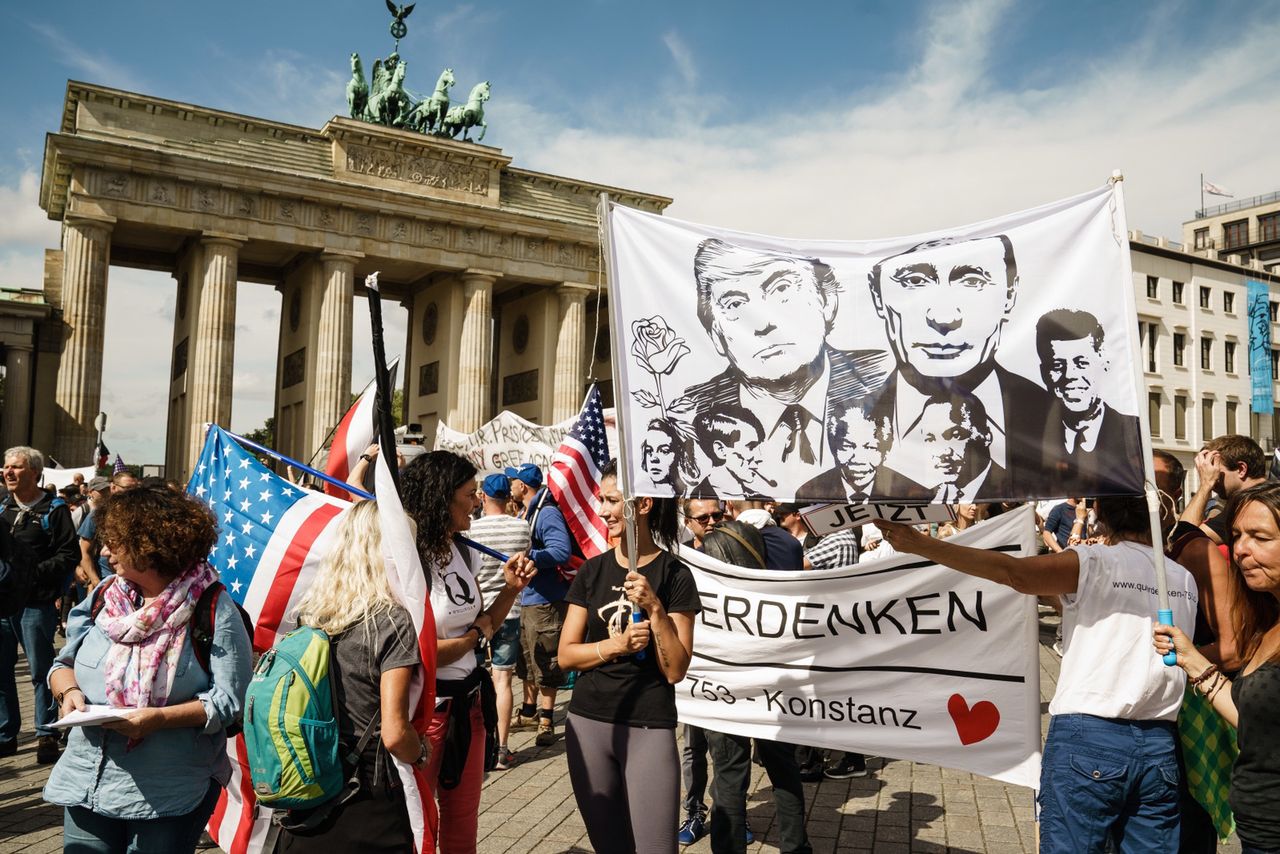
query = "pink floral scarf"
(99, 562, 218, 709)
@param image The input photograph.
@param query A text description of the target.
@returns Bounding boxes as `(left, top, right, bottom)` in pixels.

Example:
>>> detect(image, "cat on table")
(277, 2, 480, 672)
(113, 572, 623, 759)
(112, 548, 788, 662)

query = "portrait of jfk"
(683, 238, 887, 486)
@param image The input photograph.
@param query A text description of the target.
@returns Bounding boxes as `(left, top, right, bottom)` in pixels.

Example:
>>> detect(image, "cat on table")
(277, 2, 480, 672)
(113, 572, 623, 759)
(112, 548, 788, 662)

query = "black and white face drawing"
(826, 399, 893, 492)
(1036, 309, 1109, 421)
(693, 406, 774, 498)
(694, 239, 837, 395)
(869, 236, 1018, 382)
(913, 396, 992, 489)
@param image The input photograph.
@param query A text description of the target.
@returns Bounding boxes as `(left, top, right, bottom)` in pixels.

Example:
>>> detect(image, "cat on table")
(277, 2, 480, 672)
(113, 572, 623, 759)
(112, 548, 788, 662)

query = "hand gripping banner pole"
(365, 272, 401, 492)
(1109, 170, 1177, 665)
(599, 192, 646, 658)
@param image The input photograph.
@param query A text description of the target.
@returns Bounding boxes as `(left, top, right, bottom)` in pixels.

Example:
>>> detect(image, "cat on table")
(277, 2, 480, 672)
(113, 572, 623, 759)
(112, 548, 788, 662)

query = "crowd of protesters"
(3, 434, 1280, 853)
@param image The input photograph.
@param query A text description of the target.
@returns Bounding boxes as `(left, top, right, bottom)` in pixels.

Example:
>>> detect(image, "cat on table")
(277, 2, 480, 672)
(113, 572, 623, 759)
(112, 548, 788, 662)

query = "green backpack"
(244, 626, 352, 809)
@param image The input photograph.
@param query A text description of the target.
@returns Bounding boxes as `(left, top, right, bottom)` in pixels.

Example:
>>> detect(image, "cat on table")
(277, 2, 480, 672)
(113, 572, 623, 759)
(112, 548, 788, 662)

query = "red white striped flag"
(373, 447, 439, 850)
(547, 384, 611, 573)
(322, 359, 399, 498)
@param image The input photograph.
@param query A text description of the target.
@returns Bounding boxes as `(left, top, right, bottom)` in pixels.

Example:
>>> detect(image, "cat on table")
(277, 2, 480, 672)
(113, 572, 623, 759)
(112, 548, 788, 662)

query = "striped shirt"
(468, 513, 532, 620)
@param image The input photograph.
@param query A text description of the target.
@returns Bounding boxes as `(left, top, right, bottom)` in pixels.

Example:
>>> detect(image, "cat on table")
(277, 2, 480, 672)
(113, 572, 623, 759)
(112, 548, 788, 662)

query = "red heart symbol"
(947, 693, 1000, 745)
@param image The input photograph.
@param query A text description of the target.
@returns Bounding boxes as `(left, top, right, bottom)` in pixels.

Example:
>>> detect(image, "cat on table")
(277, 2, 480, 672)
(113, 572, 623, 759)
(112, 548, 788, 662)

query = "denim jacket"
(42, 589, 253, 819)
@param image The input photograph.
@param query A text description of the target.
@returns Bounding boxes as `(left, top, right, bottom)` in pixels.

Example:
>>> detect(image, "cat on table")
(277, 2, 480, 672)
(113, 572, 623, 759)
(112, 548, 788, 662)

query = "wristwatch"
(359, 453, 373, 462)
(413, 738, 429, 769)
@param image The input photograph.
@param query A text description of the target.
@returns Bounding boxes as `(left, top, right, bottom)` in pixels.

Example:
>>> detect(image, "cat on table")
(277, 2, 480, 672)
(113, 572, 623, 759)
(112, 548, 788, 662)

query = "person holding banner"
(1155, 482, 1280, 854)
(557, 460, 700, 854)
(400, 452, 536, 853)
(877, 494, 1198, 854)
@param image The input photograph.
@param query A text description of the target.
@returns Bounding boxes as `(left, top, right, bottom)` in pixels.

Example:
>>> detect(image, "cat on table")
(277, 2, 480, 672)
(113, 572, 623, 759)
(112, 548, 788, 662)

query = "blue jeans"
(1038, 714, 1180, 854)
(0, 603, 59, 742)
(490, 617, 521, 670)
(63, 779, 221, 854)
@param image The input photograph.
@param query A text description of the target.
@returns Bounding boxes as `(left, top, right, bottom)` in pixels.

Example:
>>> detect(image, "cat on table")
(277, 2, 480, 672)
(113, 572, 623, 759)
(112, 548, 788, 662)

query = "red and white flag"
(547, 384, 611, 576)
(1203, 179, 1233, 198)
(374, 446, 439, 851)
(321, 359, 400, 498)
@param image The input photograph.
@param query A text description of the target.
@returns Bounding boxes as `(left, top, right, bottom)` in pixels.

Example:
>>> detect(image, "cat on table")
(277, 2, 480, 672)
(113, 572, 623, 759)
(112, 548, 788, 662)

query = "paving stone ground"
(0, 615, 1242, 853)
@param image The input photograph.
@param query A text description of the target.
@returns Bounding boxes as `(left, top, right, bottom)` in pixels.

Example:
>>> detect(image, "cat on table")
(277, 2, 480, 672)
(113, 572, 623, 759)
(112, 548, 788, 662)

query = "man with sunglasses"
(684, 499, 724, 549)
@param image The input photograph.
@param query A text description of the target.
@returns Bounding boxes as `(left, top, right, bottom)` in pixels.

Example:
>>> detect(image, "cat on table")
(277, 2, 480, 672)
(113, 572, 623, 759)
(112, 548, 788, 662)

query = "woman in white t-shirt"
(877, 495, 1198, 854)
(400, 451, 535, 854)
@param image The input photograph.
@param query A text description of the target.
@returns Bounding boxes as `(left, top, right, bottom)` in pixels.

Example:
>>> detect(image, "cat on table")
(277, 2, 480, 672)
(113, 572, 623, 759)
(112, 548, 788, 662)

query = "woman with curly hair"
(399, 451, 535, 853)
(44, 483, 253, 853)
(557, 459, 700, 854)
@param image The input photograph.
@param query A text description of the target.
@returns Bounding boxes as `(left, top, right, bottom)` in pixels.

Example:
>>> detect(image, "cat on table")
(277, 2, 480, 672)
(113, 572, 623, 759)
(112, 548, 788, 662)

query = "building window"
(1172, 281, 1185, 304)
(1149, 393, 1162, 437)
(1227, 401, 1238, 435)
(1202, 399, 1214, 440)
(1146, 275, 1159, 299)
(1174, 395, 1187, 440)
(1226, 340, 1237, 373)
(1271, 301, 1278, 323)
(1194, 228, 1210, 250)
(1223, 219, 1249, 249)
(1200, 286, 1211, 308)
(1147, 323, 1158, 372)
(1272, 349, 1279, 381)
(1173, 332, 1185, 367)
(1201, 337, 1212, 370)
(1225, 291, 1236, 313)
(1262, 213, 1280, 242)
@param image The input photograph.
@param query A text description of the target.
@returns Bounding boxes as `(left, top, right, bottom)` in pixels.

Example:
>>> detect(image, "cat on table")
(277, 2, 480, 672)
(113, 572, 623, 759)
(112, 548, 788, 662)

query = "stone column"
(309, 251, 358, 456)
(185, 234, 244, 474)
(2, 342, 35, 448)
(453, 270, 499, 432)
(53, 215, 113, 465)
(552, 284, 592, 421)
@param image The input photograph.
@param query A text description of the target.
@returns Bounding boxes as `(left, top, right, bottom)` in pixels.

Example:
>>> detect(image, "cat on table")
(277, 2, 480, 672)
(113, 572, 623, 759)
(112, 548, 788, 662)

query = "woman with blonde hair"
(277, 500, 428, 852)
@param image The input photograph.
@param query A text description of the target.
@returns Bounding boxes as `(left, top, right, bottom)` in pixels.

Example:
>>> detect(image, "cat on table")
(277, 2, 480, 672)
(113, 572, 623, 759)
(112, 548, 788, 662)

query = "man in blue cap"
(469, 473, 532, 769)
(505, 462, 574, 746)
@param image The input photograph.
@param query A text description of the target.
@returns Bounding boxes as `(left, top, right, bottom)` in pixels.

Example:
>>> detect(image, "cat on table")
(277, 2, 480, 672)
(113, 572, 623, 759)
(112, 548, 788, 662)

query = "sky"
(2, 0, 1279, 465)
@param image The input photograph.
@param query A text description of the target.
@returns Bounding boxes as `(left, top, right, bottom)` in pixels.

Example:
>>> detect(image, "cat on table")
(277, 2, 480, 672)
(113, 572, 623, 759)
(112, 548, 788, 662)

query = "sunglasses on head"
(690, 511, 725, 524)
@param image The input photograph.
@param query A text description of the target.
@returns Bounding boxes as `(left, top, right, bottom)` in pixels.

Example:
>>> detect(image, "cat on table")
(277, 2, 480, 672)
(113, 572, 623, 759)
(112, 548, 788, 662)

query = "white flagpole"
(1109, 170, 1177, 664)
(598, 193, 643, 586)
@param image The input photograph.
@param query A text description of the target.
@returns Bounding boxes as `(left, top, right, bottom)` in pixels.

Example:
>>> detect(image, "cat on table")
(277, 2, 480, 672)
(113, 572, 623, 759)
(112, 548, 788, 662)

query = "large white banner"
(606, 183, 1145, 503)
(676, 507, 1042, 789)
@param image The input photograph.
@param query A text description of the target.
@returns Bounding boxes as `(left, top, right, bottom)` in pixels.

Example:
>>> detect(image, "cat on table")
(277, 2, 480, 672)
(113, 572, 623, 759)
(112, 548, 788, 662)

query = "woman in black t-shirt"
(558, 460, 700, 854)
(1156, 482, 1280, 854)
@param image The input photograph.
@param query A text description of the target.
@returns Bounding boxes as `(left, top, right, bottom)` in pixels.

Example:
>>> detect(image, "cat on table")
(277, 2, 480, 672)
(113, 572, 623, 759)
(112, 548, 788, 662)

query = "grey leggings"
(566, 711, 680, 854)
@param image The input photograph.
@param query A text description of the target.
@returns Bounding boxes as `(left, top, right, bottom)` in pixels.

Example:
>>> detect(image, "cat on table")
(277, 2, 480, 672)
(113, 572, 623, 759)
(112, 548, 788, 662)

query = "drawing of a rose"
(631, 316, 690, 376)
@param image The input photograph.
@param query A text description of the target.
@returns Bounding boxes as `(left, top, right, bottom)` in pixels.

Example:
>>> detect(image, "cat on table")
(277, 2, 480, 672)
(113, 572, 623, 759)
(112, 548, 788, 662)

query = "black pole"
(365, 272, 400, 490)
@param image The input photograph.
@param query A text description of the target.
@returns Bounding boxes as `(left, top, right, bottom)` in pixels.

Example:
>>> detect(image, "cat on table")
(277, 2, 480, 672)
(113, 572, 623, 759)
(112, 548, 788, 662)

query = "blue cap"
(504, 463, 543, 489)
(481, 473, 511, 499)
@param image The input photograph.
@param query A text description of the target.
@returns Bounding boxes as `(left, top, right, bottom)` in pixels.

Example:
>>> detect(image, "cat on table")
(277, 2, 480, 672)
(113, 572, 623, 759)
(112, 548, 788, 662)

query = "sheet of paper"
(50, 705, 133, 729)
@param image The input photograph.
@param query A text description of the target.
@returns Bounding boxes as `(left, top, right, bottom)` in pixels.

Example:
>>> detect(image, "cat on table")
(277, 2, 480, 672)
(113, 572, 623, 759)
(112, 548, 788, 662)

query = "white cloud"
(663, 31, 698, 88)
(0, 171, 59, 247)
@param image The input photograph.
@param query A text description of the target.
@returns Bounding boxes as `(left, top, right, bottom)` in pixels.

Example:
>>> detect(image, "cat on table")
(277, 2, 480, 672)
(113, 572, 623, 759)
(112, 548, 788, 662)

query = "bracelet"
(1205, 672, 1229, 702)
(596, 641, 607, 663)
(55, 686, 83, 706)
(467, 625, 483, 648)
(1189, 663, 1218, 687)
(1197, 671, 1223, 697)
(413, 738, 429, 768)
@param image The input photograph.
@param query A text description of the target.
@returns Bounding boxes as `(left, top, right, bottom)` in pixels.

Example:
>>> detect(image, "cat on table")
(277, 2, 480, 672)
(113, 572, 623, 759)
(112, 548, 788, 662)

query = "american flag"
(187, 426, 351, 853)
(547, 384, 611, 573)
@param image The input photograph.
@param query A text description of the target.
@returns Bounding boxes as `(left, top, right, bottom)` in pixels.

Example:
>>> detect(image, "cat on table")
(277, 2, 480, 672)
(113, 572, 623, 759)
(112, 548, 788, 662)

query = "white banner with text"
(675, 507, 1041, 789)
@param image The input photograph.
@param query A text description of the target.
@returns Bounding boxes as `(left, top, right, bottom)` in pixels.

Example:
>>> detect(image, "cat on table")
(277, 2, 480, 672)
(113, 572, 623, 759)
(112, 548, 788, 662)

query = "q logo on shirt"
(442, 572, 476, 607)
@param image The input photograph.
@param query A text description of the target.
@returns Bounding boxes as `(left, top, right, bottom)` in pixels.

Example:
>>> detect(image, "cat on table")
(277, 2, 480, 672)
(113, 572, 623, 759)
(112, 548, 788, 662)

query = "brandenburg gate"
(37, 81, 669, 478)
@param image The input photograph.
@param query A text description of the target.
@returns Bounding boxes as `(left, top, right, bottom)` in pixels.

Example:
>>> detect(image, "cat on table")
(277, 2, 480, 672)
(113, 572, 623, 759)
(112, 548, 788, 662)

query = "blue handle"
(632, 608, 646, 661)
(1157, 609, 1177, 666)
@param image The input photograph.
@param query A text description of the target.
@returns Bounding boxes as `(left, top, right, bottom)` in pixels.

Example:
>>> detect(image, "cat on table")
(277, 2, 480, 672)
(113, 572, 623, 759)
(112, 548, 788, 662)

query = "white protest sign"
(800, 501, 955, 535)
(676, 506, 1041, 789)
(434, 409, 618, 475)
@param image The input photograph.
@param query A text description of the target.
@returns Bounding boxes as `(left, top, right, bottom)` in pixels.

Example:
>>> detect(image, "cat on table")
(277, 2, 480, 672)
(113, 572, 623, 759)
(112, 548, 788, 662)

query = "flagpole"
(1200, 172, 1204, 219)
(222, 426, 507, 562)
(365, 272, 401, 491)
(598, 192, 647, 653)
(1109, 170, 1177, 665)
